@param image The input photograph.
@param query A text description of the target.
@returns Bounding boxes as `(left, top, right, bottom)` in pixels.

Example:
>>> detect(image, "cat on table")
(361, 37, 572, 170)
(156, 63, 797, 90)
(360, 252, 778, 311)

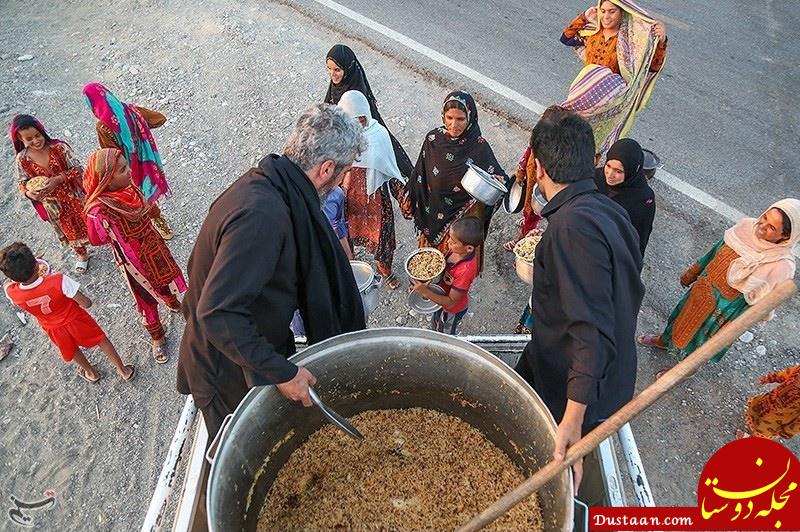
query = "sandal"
(121, 364, 136, 382)
(79, 367, 101, 383)
(638, 335, 667, 350)
(152, 343, 168, 364)
(385, 274, 401, 290)
(74, 257, 90, 274)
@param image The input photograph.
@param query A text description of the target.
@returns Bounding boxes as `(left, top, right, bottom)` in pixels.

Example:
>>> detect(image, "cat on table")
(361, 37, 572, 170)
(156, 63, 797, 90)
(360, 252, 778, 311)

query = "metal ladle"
(308, 387, 364, 440)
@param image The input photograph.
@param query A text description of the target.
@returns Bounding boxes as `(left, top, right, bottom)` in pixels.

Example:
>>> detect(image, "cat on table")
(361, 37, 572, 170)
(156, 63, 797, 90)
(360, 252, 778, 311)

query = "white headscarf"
(723, 198, 800, 305)
(338, 90, 404, 196)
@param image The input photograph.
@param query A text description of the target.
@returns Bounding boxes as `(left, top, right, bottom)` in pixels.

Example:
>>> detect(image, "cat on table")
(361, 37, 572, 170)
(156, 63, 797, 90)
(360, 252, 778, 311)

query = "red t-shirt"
(437, 251, 478, 314)
(4, 273, 83, 329)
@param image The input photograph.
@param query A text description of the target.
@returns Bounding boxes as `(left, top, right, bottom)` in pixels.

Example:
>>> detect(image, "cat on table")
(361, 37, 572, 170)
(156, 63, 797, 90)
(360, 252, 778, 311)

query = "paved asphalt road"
(289, 0, 798, 219)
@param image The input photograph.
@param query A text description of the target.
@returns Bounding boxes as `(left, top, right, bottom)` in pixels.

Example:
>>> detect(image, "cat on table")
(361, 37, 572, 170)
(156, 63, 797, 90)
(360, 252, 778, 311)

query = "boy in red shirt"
(1, 242, 134, 383)
(412, 216, 483, 335)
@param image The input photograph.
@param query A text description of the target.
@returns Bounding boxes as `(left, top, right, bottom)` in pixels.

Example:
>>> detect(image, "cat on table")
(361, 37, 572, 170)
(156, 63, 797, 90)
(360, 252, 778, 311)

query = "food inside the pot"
(513, 235, 542, 263)
(257, 408, 543, 531)
(407, 251, 445, 280)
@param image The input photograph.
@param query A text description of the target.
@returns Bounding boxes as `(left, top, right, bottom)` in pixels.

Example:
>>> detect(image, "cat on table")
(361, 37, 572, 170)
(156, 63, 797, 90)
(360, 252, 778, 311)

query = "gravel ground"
(0, 0, 797, 530)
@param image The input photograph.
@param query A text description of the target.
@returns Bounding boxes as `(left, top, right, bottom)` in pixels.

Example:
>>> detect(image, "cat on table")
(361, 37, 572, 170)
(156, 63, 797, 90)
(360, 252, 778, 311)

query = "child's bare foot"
(735, 429, 750, 439)
(78, 367, 101, 383)
(119, 364, 136, 381)
(152, 341, 168, 364)
(503, 240, 518, 252)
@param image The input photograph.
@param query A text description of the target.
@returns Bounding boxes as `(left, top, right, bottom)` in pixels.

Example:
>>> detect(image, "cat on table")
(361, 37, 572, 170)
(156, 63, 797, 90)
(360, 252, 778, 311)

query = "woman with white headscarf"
(338, 90, 407, 289)
(639, 198, 799, 364)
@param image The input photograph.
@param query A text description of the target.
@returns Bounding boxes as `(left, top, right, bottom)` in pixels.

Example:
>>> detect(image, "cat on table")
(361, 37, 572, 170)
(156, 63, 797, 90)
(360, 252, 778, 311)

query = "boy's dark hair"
(529, 105, 595, 184)
(0, 242, 37, 283)
(776, 208, 792, 241)
(451, 216, 484, 247)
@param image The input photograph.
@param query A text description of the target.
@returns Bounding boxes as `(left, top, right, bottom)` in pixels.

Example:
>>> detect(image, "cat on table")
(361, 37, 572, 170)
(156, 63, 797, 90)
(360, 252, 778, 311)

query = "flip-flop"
(152, 343, 168, 364)
(638, 335, 667, 350)
(79, 368, 101, 383)
(74, 257, 90, 274)
(385, 274, 401, 290)
(121, 364, 136, 382)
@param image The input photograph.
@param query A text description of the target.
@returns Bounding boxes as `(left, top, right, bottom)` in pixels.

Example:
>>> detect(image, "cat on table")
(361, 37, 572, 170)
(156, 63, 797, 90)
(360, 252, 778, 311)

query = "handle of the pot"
(573, 498, 589, 532)
(205, 413, 234, 465)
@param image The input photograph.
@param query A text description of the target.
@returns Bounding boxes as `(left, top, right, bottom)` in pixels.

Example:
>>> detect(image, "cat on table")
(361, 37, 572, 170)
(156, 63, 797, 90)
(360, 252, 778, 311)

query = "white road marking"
(311, 0, 799, 259)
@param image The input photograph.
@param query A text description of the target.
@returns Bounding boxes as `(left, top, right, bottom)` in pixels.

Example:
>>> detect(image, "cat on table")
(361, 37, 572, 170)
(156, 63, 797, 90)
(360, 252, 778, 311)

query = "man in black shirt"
(515, 106, 644, 490)
(177, 104, 367, 440)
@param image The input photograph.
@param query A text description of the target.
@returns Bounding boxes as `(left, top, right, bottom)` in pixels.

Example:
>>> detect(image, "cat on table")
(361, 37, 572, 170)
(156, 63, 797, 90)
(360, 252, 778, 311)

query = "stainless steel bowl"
(642, 149, 662, 180)
(503, 178, 526, 214)
(407, 284, 446, 315)
(404, 247, 446, 284)
(515, 255, 534, 285)
(350, 261, 382, 319)
(531, 183, 548, 215)
(207, 328, 574, 532)
(461, 161, 508, 206)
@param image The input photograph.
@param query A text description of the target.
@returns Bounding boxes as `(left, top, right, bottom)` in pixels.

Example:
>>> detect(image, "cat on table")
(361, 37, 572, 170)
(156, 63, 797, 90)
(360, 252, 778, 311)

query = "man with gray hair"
(177, 104, 367, 440)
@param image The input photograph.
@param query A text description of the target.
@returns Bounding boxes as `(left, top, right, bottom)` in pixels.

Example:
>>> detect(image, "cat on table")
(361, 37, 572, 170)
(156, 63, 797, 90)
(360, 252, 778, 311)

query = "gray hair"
(284, 104, 366, 173)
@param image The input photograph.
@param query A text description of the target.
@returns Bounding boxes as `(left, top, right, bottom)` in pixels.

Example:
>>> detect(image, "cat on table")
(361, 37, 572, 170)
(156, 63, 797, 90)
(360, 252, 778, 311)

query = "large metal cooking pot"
(207, 328, 573, 531)
(462, 161, 508, 206)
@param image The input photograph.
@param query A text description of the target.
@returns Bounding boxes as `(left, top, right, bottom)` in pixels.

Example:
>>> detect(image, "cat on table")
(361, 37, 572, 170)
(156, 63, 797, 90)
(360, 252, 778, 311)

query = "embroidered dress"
(745, 365, 800, 440)
(16, 142, 89, 253)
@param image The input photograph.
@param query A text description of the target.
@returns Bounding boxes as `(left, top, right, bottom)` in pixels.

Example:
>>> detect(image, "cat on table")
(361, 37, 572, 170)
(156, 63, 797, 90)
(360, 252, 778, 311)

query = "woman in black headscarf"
(408, 91, 507, 271)
(324, 44, 415, 192)
(594, 138, 656, 257)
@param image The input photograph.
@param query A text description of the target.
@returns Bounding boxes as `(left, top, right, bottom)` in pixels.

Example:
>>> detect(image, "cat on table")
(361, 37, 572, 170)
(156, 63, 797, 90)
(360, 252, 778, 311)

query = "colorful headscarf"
(83, 148, 149, 220)
(723, 198, 800, 305)
(82, 82, 169, 203)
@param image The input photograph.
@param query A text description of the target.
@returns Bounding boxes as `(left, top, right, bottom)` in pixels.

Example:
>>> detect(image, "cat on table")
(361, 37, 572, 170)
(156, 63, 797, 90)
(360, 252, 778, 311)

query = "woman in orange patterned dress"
(739, 365, 800, 440)
(11, 115, 90, 273)
(337, 90, 407, 289)
(639, 199, 799, 362)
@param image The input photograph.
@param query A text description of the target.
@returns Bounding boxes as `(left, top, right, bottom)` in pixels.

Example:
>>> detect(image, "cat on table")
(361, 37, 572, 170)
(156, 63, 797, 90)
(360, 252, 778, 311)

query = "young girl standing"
(10, 115, 90, 273)
(83, 148, 186, 364)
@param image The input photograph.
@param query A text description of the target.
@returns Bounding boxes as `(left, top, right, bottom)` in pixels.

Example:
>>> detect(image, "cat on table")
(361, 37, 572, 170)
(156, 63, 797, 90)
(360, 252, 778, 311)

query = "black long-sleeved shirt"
(177, 171, 300, 409)
(516, 179, 644, 430)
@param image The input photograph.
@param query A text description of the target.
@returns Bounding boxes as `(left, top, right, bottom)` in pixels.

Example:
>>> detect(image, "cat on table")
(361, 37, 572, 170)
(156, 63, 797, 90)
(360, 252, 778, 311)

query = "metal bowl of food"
(461, 161, 508, 206)
(350, 261, 382, 319)
(407, 284, 447, 315)
(513, 236, 541, 285)
(642, 149, 662, 180)
(405, 248, 446, 284)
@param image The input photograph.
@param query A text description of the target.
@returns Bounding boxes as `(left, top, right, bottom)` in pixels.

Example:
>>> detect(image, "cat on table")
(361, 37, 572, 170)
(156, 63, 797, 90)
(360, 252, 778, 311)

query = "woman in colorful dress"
(82, 82, 174, 240)
(10, 114, 90, 273)
(83, 148, 186, 364)
(324, 44, 415, 189)
(639, 198, 799, 364)
(738, 364, 800, 440)
(560, 0, 668, 155)
(407, 91, 507, 272)
(338, 90, 406, 289)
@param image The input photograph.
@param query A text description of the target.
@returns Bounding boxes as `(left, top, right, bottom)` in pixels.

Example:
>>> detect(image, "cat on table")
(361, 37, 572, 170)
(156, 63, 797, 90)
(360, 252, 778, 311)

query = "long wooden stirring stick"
(457, 280, 798, 532)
